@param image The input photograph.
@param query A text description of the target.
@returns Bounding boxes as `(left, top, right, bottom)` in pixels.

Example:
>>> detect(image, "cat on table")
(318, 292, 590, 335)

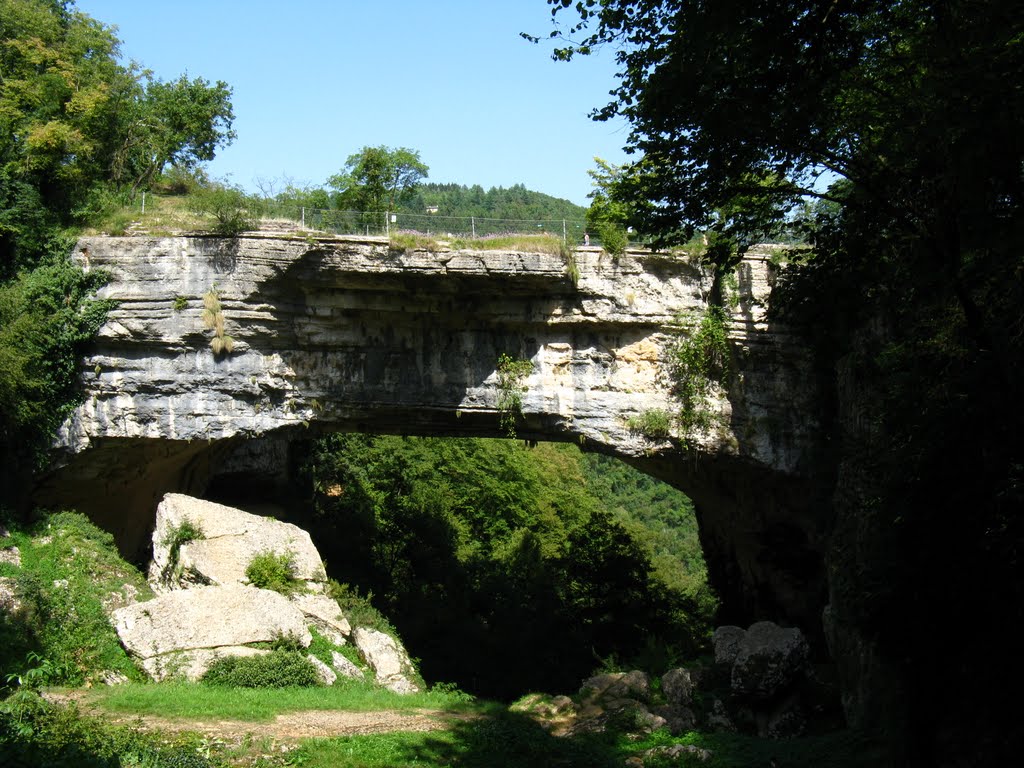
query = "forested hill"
(395, 182, 588, 221)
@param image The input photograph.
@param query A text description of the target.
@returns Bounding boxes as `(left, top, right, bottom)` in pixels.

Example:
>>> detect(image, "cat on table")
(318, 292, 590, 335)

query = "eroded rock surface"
(114, 493, 417, 690)
(149, 493, 326, 591)
(353, 627, 421, 694)
(112, 584, 311, 681)
(36, 234, 827, 647)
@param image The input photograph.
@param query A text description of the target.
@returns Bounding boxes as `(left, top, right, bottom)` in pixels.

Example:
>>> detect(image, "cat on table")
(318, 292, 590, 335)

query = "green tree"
(110, 74, 236, 195)
(0, 0, 236, 272)
(534, 1, 1024, 762)
(327, 145, 429, 212)
(296, 435, 712, 698)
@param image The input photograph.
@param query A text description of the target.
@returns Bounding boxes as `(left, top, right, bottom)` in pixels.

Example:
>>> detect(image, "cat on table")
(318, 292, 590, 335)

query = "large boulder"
(661, 667, 694, 709)
(112, 583, 311, 681)
(148, 494, 327, 591)
(713, 625, 747, 667)
(352, 627, 421, 694)
(580, 670, 651, 703)
(730, 621, 809, 701)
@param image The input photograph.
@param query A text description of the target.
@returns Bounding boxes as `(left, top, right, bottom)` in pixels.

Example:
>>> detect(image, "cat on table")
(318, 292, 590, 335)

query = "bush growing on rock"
(245, 550, 302, 595)
(201, 649, 320, 688)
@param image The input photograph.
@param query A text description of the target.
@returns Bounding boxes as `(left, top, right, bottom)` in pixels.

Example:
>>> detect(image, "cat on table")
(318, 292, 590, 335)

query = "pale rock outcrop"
(0, 545, 20, 567)
(290, 592, 352, 645)
(0, 576, 21, 613)
(113, 583, 311, 681)
(307, 654, 337, 686)
(116, 494, 422, 691)
(148, 494, 326, 591)
(331, 651, 365, 680)
(352, 627, 421, 694)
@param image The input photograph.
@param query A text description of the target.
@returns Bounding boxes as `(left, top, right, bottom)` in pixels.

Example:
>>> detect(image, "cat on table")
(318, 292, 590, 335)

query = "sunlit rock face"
(35, 232, 826, 629)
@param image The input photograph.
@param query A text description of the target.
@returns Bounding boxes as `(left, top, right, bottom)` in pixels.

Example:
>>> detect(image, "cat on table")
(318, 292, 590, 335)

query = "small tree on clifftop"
(328, 146, 429, 213)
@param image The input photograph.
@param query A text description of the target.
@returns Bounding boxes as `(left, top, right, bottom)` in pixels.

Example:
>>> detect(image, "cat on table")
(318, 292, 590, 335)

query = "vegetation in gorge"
(536, 0, 1024, 762)
(296, 435, 715, 700)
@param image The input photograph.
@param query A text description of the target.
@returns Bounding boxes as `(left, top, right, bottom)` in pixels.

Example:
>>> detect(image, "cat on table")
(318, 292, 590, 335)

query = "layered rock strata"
(37, 233, 827, 636)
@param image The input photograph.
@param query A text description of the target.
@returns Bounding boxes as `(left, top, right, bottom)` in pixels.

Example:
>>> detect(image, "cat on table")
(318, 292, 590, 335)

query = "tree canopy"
(533, 1, 1024, 761)
(534, 0, 1024, 266)
(327, 145, 429, 213)
(0, 0, 235, 272)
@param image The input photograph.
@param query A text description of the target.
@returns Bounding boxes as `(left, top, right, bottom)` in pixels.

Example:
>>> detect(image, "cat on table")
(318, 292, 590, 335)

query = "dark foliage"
(536, 0, 1024, 763)
(295, 435, 713, 699)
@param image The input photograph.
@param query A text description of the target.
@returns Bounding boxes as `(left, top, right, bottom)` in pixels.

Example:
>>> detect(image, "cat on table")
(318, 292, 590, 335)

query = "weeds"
(0, 512, 150, 686)
(162, 518, 204, 574)
(496, 353, 533, 439)
(626, 409, 674, 440)
(245, 550, 303, 595)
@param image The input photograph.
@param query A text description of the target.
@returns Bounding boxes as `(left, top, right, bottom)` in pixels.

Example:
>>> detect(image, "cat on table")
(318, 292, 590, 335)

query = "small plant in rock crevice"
(161, 518, 204, 575)
(626, 409, 674, 440)
(666, 304, 732, 435)
(245, 550, 303, 595)
(496, 353, 533, 439)
(201, 287, 234, 356)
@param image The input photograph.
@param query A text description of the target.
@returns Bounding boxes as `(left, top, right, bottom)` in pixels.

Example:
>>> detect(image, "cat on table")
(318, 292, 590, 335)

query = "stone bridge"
(36, 233, 827, 631)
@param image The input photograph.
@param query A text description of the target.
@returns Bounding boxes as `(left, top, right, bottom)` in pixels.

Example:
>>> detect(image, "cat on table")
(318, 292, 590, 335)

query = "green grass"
(449, 233, 565, 254)
(623, 728, 889, 768)
(1, 511, 152, 687)
(79, 679, 480, 721)
(288, 710, 620, 768)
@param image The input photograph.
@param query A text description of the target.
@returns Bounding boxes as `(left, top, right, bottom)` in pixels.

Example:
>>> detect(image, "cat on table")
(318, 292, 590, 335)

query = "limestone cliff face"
(36, 233, 827, 629)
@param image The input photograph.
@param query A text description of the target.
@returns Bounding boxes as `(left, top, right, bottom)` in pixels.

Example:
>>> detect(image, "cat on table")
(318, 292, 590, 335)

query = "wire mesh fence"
(258, 203, 590, 242)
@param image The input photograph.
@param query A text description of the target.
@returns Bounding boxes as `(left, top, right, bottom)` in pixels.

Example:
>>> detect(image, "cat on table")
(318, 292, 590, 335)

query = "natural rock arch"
(36, 233, 828, 632)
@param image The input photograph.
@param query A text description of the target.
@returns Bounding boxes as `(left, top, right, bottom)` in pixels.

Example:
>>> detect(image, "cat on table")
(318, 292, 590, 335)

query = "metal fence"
(260, 204, 590, 242)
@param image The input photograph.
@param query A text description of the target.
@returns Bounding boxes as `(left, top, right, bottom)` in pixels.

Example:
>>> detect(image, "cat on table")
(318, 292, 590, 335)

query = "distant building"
(426, 205, 439, 214)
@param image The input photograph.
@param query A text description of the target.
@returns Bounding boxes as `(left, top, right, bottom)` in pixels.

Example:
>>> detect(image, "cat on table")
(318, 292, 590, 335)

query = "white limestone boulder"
(352, 627, 421, 694)
(148, 493, 327, 590)
(113, 584, 311, 681)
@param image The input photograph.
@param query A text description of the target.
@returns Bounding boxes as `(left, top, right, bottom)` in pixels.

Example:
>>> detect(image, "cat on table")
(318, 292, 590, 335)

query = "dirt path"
(44, 690, 472, 742)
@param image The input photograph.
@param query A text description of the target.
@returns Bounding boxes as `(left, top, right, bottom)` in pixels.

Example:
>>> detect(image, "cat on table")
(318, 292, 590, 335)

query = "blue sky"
(75, 0, 631, 207)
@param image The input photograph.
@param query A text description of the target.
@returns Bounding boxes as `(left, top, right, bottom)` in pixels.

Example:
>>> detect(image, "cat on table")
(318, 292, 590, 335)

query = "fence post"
(386, 211, 390, 238)
(141, 192, 146, 215)
(562, 219, 566, 243)
(301, 207, 305, 230)
(471, 216, 476, 239)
